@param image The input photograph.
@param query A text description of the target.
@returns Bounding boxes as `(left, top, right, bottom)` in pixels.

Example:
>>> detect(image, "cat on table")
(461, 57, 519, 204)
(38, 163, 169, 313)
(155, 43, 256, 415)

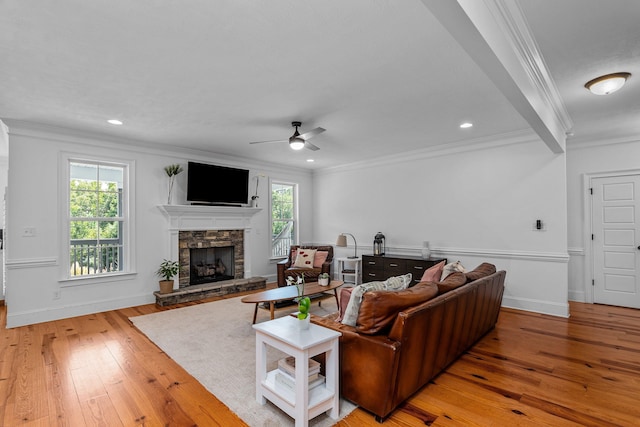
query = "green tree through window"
(69, 161, 125, 276)
(271, 182, 296, 257)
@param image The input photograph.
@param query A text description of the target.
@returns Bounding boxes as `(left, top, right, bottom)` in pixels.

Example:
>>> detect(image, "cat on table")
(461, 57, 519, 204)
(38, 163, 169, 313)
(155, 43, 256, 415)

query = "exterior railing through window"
(271, 220, 294, 258)
(70, 239, 123, 276)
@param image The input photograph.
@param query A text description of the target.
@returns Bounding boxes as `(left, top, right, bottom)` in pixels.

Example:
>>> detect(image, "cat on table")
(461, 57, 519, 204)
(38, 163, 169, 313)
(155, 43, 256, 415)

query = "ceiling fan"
(249, 121, 325, 151)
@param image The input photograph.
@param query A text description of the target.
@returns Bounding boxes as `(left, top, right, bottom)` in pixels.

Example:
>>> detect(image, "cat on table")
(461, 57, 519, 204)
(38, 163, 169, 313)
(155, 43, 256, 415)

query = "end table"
(253, 316, 341, 426)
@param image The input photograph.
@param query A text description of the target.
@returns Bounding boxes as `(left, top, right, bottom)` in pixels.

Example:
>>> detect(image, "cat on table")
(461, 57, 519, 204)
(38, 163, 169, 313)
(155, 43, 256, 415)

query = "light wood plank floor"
(1, 290, 639, 426)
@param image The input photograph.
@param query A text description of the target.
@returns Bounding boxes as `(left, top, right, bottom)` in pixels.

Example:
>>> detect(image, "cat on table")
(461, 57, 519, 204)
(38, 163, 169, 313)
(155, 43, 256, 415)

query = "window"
(67, 160, 128, 278)
(271, 181, 297, 258)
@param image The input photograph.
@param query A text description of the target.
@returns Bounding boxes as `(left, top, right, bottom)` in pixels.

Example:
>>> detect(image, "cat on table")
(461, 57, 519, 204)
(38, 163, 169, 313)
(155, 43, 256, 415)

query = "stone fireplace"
(179, 229, 244, 288)
(156, 204, 266, 305)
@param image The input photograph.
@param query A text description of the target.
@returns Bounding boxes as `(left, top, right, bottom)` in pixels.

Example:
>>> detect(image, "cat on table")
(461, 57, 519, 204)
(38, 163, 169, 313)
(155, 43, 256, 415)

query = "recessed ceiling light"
(584, 72, 631, 95)
(107, 119, 123, 125)
(460, 122, 473, 129)
(306, 159, 315, 162)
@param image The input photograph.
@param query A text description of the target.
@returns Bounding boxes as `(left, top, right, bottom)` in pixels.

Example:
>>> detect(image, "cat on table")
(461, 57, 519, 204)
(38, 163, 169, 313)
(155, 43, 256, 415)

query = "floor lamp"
(336, 233, 358, 259)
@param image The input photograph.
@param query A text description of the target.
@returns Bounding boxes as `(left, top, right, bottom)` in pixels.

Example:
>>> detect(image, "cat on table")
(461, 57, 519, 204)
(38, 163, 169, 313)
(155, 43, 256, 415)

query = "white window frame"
(270, 179, 298, 260)
(59, 152, 136, 286)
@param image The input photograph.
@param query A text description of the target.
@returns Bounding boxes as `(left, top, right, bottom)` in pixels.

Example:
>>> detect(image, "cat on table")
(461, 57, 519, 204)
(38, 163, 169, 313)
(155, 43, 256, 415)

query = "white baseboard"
(5, 293, 155, 328)
(502, 296, 569, 318)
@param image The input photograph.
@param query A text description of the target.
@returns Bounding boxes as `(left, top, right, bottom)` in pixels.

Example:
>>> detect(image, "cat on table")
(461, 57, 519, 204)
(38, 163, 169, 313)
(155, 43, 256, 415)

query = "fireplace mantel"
(157, 204, 261, 230)
(158, 204, 262, 284)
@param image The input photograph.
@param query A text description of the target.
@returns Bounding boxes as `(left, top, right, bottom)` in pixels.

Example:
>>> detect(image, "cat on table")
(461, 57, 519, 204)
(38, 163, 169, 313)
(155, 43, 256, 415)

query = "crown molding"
(487, 0, 573, 131)
(315, 128, 540, 176)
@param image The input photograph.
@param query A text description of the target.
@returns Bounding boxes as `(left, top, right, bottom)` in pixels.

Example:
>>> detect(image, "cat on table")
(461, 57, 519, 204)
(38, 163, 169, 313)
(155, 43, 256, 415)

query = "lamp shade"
(336, 233, 358, 258)
(585, 72, 631, 95)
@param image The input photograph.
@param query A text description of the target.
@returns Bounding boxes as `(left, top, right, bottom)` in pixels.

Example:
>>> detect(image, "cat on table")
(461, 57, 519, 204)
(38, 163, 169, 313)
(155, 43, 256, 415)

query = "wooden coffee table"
(241, 280, 343, 324)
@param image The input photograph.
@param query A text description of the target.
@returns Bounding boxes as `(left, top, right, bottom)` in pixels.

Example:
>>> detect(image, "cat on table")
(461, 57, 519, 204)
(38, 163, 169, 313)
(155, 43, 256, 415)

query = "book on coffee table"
(277, 356, 320, 378)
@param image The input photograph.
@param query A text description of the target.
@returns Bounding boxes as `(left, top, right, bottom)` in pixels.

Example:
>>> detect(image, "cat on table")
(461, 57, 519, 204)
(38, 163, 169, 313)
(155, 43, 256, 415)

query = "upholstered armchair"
(277, 245, 334, 287)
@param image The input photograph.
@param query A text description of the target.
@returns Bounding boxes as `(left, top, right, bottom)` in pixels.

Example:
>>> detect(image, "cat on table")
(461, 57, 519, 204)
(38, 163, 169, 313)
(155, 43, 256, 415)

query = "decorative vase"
(297, 314, 311, 330)
(167, 175, 176, 204)
(421, 241, 431, 260)
(159, 280, 174, 294)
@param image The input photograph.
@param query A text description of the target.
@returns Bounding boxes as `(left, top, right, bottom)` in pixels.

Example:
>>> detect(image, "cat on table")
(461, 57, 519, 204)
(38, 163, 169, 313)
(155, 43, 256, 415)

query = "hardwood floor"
(1, 292, 639, 426)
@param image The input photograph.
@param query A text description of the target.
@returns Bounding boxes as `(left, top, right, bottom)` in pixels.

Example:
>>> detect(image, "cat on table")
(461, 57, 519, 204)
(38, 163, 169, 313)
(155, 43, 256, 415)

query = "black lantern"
(373, 232, 385, 256)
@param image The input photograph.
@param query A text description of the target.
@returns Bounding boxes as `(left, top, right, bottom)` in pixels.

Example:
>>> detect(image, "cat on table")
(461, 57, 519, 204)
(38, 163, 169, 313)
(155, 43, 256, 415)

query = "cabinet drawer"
(363, 269, 385, 281)
(384, 258, 406, 277)
(363, 256, 384, 269)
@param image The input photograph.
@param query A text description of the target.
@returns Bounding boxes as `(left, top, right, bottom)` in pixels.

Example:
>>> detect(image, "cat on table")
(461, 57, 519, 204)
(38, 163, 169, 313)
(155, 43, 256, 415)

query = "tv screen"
(187, 162, 249, 205)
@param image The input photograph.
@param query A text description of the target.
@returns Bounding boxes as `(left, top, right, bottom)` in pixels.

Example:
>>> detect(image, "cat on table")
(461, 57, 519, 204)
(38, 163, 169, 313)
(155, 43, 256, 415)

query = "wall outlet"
(22, 227, 36, 237)
(53, 290, 61, 300)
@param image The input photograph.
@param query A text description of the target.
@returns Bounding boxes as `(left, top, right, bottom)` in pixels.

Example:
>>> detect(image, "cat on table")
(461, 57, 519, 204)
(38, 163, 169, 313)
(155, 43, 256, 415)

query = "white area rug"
(130, 295, 356, 427)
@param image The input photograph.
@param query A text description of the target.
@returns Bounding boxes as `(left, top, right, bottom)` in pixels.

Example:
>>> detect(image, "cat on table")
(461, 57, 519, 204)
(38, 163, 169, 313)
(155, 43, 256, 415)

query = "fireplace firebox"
(189, 246, 235, 285)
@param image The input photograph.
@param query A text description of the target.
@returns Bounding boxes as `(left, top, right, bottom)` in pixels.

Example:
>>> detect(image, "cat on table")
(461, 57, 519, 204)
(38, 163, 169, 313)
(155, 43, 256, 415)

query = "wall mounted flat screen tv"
(187, 162, 249, 205)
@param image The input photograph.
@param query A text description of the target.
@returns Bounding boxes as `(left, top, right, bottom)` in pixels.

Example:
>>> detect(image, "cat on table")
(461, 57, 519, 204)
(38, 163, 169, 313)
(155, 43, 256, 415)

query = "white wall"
(0, 120, 8, 300)
(313, 133, 569, 317)
(566, 138, 640, 303)
(4, 122, 313, 327)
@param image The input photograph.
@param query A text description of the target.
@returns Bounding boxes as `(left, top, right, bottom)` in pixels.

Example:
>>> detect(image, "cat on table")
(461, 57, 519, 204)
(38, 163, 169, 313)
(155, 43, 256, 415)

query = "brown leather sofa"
(276, 245, 334, 287)
(311, 263, 505, 421)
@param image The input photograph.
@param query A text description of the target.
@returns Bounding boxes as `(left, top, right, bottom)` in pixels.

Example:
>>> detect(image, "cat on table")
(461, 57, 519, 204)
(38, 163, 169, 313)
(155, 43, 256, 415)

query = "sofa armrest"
(311, 315, 402, 420)
(277, 258, 290, 287)
(320, 261, 332, 275)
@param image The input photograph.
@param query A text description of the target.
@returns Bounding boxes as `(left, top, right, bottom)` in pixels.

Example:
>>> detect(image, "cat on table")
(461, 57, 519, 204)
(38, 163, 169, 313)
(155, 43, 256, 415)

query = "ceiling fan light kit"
(249, 121, 325, 151)
(584, 72, 631, 95)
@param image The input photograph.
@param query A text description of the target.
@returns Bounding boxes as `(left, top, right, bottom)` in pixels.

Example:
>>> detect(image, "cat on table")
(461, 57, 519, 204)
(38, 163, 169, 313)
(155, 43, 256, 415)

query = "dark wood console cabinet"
(361, 254, 447, 286)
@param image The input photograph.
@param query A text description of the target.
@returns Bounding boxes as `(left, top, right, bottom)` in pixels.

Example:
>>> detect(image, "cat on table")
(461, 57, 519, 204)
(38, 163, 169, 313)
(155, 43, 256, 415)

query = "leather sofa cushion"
(435, 271, 466, 294)
(356, 282, 438, 335)
(465, 262, 497, 282)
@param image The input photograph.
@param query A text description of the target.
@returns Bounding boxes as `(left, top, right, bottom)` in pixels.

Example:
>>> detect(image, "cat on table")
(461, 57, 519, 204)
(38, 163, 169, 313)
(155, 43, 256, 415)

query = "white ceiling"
(1, 0, 638, 169)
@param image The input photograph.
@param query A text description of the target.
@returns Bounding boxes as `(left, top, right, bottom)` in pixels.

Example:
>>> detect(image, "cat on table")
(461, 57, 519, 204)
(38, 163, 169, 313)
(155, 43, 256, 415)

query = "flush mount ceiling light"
(584, 72, 631, 95)
(460, 122, 473, 129)
(107, 119, 123, 125)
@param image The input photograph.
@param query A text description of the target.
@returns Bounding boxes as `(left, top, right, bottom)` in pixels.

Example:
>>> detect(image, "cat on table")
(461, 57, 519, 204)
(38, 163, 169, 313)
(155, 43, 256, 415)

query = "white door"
(592, 175, 640, 308)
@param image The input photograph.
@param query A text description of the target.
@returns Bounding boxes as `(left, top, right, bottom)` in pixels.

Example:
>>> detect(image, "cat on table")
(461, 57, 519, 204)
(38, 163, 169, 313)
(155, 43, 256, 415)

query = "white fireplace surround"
(157, 205, 262, 280)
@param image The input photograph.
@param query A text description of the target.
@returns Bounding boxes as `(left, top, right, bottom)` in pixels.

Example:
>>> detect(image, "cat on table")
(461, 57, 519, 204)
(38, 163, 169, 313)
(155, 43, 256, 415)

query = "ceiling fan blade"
(249, 139, 288, 145)
(304, 141, 320, 151)
(298, 127, 325, 140)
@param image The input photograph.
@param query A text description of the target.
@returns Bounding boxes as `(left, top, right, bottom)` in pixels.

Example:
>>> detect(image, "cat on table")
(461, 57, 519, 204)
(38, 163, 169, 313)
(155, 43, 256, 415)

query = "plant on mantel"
(164, 164, 183, 204)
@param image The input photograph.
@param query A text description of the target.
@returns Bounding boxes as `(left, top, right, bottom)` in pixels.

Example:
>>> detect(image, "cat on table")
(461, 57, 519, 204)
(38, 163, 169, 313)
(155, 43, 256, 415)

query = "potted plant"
(156, 259, 179, 294)
(287, 274, 311, 329)
(164, 164, 183, 204)
(318, 272, 330, 286)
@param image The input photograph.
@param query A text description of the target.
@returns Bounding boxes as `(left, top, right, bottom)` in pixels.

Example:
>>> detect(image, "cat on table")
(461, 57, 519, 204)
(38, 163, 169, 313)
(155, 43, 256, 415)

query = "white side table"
(253, 316, 341, 427)
(336, 256, 361, 287)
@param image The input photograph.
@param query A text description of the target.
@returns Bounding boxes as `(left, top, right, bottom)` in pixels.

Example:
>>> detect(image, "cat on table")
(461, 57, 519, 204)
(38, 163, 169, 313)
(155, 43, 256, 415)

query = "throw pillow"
(335, 287, 354, 322)
(293, 248, 317, 268)
(465, 262, 497, 282)
(441, 260, 466, 280)
(384, 273, 413, 290)
(341, 281, 387, 326)
(313, 250, 329, 268)
(436, 271, 467, 294)
(420, 260, 445, 282)
(356, 282, 439, 335)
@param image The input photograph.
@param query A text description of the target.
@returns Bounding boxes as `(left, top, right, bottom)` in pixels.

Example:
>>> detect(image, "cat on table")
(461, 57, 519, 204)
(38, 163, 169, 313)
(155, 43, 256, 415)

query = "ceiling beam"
(421, 0, 572, 153)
